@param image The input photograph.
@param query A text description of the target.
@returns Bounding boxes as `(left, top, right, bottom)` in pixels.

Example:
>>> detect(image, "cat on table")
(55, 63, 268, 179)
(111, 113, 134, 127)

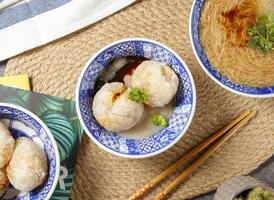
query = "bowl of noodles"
(190, 0, 274, 97)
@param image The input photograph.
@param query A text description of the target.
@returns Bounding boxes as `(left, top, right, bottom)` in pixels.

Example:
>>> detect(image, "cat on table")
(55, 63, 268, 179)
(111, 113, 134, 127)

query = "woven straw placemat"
(5, 0, 274, 199)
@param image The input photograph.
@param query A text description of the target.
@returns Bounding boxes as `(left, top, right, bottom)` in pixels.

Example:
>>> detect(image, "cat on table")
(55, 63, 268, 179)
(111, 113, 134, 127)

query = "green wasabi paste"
(233, 187, 274, 200)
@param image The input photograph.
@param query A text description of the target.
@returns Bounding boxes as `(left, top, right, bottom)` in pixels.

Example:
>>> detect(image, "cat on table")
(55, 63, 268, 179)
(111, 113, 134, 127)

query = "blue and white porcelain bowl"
(0, 103, 60, 200)
(76, 38, 196, 158)
(190, 0, 274, 98)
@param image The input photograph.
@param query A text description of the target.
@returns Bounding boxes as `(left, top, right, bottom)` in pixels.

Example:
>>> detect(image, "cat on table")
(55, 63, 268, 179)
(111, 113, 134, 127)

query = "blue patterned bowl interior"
(77, 39, 196, 158)
(0, 104, 59, 200)
(190, 0, 274, 97)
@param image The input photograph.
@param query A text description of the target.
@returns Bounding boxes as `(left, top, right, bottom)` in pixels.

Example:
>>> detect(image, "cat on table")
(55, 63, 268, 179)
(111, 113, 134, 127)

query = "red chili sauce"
(110, 56, 148, 83)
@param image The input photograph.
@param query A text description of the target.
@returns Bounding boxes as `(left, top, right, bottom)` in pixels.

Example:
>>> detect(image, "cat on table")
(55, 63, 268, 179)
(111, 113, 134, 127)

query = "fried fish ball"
(7, 138, 48, 192)
(92, 82, 144, 132)
(0, 168, 9, 197)
(0, 121, 15, 168)
(131, 60, 179, 107)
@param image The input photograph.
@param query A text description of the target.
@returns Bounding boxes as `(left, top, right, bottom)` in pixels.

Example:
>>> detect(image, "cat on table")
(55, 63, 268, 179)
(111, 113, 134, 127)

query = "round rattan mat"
(5, 0, 274, 199)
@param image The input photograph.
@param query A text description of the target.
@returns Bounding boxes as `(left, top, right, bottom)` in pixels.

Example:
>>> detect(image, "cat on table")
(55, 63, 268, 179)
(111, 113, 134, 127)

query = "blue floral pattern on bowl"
(0, 103, 59, 200)
(76, 38, 196, 158)
(190, 0, 274, 97)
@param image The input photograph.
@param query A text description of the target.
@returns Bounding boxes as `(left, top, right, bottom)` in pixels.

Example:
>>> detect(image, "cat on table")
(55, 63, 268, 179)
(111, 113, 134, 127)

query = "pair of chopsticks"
(128, 110, 257, 200)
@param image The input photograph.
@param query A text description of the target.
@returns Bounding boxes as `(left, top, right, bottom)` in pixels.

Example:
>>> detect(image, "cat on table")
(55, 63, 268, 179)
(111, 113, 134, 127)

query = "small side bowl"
(76, 38, 196, 159)
(189, 0, 274, 98)
(0, 103, 60, 200)
(215, 175, 274, 200)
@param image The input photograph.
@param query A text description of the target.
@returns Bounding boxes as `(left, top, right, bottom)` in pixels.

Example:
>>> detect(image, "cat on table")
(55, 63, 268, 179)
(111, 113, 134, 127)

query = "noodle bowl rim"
(189, 0, 274, 98)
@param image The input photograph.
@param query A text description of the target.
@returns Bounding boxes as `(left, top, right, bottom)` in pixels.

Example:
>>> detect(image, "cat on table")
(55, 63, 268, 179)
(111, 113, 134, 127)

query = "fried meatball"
(0, 168, 9, 197)
(92, 82, 144, 132)
(7, 138, 48, 192)
(131, 60, 179, 107)
(0, 121, 15, 168)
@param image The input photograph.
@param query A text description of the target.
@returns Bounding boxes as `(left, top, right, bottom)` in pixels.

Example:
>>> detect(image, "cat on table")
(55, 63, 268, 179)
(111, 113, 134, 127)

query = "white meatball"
(0, 121, 15, 168)
(0, 168, 9, 197)
(131, 60, 179, 107)
(92, 82, 144, 132)
(7, 138, 48, 192)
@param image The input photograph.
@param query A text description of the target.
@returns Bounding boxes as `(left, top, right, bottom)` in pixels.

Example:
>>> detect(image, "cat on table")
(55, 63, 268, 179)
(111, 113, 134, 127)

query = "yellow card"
(0, 74, 30, 91)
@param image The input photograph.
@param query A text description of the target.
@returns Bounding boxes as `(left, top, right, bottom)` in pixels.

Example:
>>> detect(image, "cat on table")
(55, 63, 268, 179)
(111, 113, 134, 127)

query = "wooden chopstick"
(127, 110, 253, 200)
(154, 110, 257, 200)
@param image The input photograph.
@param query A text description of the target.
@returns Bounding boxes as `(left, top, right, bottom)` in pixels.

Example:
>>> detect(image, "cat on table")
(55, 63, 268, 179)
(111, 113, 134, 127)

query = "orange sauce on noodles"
(221, 0, 258, 47)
